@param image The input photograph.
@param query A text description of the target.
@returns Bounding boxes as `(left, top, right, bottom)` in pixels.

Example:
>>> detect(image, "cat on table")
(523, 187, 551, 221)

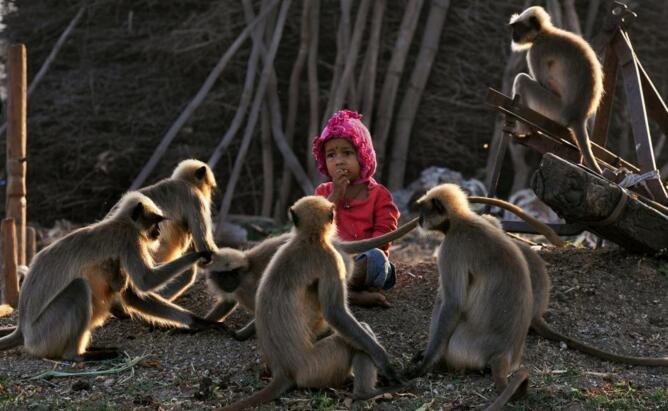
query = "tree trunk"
(216, 0, 292, 233)
(261, 102, 273, 217)
(306, 0, 321, 183)
(131, 2, 279, 190)
(208, 0, 268, 169)
(584, 0, 600, 40)
(562, 0, 582, 35)
(545, 0, 563, 29)
(328, 0, 371, 114)
(275, 0, 311, 220)
(532, 153, 668, 254)
(321, 0, 352, 127)
(387, 0, 451, 190)
(373, 0, 424, 177)
(358, 0, 385, 128)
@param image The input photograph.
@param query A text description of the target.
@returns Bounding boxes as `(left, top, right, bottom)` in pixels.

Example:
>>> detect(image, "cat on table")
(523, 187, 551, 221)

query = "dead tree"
(306, 0, 321, 183)
(358, 0, 385, 128)
(216, 0, 292, 231)
(275, 0, 311, 220)
(131, 2, 279, 190)
(387, 0, 451, 191)
(373, 0, 424, 177)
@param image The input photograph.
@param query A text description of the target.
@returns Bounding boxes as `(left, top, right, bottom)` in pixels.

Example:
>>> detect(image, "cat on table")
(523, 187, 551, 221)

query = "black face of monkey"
(132, 202, 166, 237)
(510, 16, 541, 44)
(418, 197, 450, 233)
(209, 269, 242, 293)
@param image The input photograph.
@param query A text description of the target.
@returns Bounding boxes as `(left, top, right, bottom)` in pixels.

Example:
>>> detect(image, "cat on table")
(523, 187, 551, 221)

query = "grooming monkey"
(205, 218, 419, 340)
(108, 159, 218, 321)
(407, 184, 532, 407)
(483, 215, 668, 366)
(112, 159, 217, 305)
(509, 6, 603, 174)
(221, 196, 403, 410)
(0, 192, 218, 361)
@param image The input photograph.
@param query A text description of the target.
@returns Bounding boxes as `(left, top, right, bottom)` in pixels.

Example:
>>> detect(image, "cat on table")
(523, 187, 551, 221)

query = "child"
(312, 110, 399, 307)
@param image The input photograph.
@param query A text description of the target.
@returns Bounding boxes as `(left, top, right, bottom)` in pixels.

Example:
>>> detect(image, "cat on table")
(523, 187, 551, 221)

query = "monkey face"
(417, 196, 450, 233)
(130, 201, 166, 238)
(509, 6, 546, 48)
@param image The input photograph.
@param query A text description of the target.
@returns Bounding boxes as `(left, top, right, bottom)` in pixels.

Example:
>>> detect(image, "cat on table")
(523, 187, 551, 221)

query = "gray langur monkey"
(220, 196, 404, 410)
(509, 6, 603, 174)
(0, 192, 219, 361)
(483, 214, 668, 366)
(204, 218, 419, 340)
(111, 159, 218, 306)
(406, 184, 531, 409)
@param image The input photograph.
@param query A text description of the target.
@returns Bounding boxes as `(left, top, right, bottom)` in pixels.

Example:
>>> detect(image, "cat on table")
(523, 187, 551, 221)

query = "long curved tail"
(0, 327, 23, 350)
(532, 317, 668, 366)
(572, 121, 603, 174)
(336, 217, 419, 254)
(221, 376, 293, 411)
(468, 197, 564, 246)
(484, 368, 529, 411)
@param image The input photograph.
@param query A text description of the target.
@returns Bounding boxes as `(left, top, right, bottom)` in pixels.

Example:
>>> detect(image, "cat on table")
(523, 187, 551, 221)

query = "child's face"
(324, 138, 361, 182)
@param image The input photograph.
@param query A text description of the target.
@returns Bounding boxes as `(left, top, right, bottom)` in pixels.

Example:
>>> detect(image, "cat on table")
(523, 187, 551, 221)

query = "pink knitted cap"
(312, 110, 377, 184)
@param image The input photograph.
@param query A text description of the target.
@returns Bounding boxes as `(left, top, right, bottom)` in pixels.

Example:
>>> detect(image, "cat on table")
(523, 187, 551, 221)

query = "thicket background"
(1, 0, 666, 226)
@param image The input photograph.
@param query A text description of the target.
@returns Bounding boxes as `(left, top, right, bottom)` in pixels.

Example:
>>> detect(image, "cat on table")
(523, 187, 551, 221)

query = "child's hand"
(330, 168, 350, 204)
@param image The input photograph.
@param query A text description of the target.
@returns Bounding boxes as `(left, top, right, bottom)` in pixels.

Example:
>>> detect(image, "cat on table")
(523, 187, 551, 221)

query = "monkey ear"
(432, 198, 446, 215)
(195, 166, 207, 180)
(289, 207, 299, 227)
(329, 206, 335, 223)
(132, 202, 145, 221)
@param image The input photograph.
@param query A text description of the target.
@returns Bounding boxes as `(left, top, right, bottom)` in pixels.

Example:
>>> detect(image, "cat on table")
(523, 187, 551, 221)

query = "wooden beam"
(2, 218, 19, 307)
(6, 44, 27, 266)
(486, 88, 640, 173)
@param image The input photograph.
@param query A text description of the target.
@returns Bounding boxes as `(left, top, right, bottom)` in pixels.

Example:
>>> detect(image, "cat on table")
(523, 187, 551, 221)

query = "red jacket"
(315, 180, 399, 255)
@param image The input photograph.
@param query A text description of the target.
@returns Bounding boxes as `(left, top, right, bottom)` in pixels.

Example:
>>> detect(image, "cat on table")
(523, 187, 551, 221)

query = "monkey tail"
(484, 367, 529, 411)
(220, 375, 294, 411)
(571, 122, 603, 174)
(467, 197, 564, 247)
(337, 217, 419, 254)
(532, 318, 668, 366)
(0, 327, 23, 350)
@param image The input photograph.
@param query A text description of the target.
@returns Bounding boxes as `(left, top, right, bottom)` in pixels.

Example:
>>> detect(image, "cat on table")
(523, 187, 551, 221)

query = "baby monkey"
(204, 218, 419, 340)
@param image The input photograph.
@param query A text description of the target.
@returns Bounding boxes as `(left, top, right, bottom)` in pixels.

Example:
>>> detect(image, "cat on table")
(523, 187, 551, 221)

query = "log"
(26, 226, 37, 265)
(2, 218, 19, 307)
(6, 44, 27, 266)
(532, 153, 668, 254)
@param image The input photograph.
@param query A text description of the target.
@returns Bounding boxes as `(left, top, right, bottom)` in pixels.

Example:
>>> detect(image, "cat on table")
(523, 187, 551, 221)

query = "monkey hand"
(404, 362, 428, 380)
(197, 250, 213, 266)
(189, 316, 235, 336)
(379, 362, 404, 386)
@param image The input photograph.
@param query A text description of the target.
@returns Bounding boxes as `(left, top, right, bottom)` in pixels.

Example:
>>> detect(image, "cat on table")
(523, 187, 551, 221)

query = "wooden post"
(26, 226, 37, 265)
(2, 219, 20, 307)
(6, 44, 27, 266)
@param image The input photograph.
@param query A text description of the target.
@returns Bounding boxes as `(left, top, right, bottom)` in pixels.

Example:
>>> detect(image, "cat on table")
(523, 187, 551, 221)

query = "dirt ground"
(1, 231, 667, 410)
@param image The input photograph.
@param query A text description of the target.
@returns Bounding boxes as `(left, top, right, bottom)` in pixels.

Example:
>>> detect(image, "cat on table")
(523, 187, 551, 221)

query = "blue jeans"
(353, 248, 396, 290)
